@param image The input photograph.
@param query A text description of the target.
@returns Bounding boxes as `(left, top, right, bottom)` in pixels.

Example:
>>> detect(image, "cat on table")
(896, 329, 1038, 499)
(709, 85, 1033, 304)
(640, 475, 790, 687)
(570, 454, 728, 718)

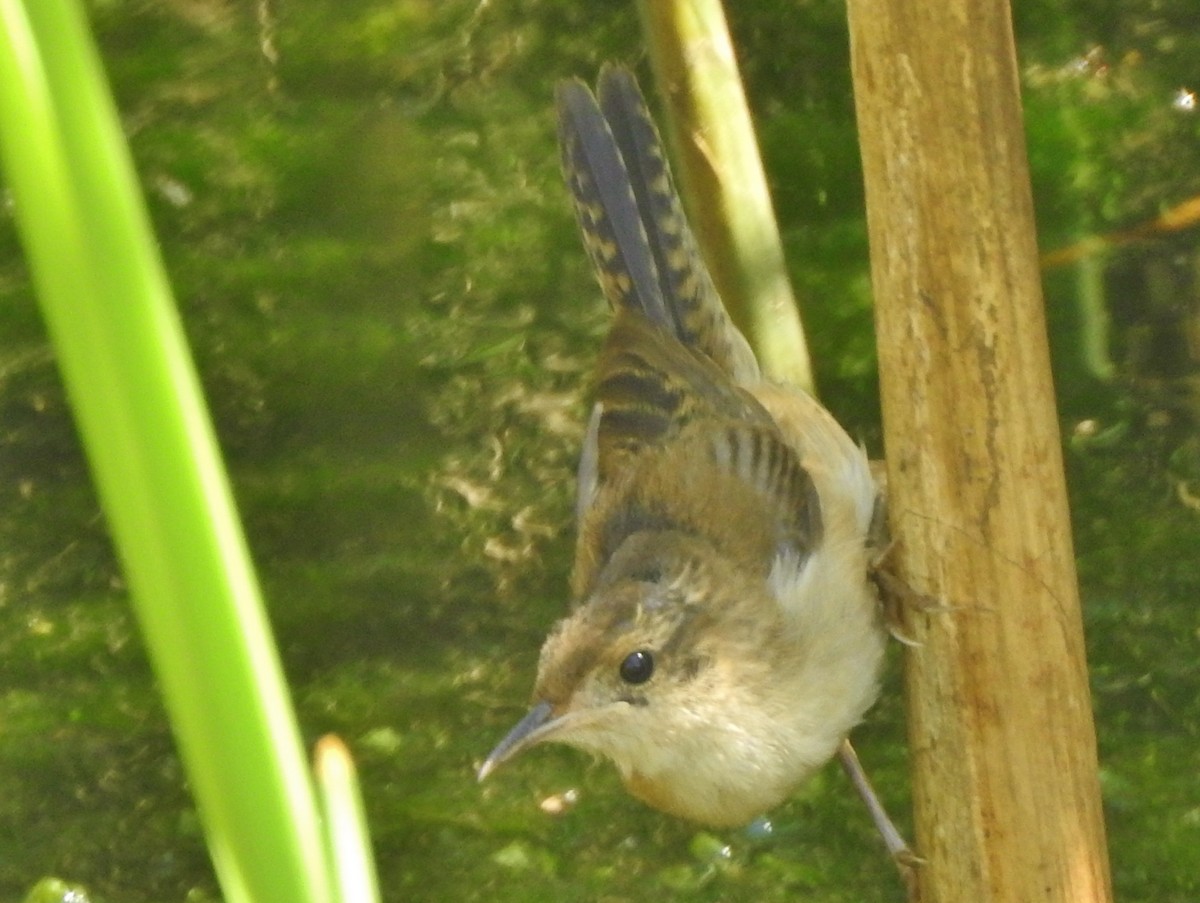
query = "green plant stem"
(0, 2, 334, 901)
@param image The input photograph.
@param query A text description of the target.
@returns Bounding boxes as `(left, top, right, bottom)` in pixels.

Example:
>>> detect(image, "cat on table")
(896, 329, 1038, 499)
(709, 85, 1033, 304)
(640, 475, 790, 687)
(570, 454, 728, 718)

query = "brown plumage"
(478, 65, 885, 828)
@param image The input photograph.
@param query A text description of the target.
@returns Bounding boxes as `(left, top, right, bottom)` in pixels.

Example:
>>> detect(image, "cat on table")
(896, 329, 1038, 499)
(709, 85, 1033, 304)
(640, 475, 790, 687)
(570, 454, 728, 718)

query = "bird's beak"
(477, 700, 560, 782)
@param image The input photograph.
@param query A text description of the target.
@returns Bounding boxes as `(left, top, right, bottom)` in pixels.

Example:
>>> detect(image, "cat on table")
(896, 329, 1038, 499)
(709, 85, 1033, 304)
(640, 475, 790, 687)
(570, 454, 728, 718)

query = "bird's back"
(557, 65, 878, 601)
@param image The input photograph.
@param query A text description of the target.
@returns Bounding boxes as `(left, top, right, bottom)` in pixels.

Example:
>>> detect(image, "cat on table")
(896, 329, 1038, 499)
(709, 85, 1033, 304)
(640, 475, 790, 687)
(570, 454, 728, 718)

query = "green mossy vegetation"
(1, 1, 1197, 900)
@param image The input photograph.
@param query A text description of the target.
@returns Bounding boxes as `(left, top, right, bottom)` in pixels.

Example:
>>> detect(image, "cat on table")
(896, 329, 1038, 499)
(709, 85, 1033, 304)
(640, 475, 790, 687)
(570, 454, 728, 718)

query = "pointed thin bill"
(476, 700, 557, 782)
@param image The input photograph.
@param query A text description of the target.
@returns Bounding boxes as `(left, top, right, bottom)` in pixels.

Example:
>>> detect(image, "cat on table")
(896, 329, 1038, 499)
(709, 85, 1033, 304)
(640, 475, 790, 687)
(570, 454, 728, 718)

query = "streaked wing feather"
(591, 312, 769, 484)
(705, 424, 823, 559)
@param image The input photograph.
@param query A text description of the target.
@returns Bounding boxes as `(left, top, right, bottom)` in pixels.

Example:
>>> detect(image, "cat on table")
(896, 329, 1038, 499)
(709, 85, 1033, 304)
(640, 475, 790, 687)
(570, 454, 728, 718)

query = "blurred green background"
(1, 1, 1198, 901)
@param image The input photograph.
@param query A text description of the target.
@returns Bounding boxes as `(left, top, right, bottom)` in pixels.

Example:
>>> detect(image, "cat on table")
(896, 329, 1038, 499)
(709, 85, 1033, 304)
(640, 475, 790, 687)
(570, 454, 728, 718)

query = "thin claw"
(868, 540, 953, 645)
(872, 567, 925, 646)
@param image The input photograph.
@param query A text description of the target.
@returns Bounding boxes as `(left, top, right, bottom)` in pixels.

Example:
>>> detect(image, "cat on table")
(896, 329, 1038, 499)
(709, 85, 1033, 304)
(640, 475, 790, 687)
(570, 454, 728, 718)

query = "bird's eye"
(619, 650, 655, 685)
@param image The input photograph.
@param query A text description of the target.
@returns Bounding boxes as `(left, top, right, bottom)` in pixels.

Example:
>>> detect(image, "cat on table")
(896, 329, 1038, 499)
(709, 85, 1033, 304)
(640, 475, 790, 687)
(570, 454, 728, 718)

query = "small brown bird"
(478, 65, 888, 831)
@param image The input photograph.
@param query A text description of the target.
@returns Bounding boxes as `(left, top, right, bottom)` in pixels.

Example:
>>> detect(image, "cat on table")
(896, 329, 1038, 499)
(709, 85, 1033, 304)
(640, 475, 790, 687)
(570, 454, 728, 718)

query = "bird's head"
(477, 528, 817, 826)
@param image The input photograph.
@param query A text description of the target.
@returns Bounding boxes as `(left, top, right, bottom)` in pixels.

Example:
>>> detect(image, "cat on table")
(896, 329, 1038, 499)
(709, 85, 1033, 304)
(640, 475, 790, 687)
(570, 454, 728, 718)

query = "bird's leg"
(870, 545, 960, 645)
(837, 739, 923, 883)
(867, 508, 952, 646)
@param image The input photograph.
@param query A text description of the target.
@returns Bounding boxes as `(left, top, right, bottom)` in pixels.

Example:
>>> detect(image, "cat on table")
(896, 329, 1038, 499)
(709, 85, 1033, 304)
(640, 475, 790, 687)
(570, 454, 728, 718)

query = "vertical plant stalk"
(846, 0, 1113, 900)
(0, 2, 338, 901)
(637, 0, 815, 392)
(316, 736, 382, 903)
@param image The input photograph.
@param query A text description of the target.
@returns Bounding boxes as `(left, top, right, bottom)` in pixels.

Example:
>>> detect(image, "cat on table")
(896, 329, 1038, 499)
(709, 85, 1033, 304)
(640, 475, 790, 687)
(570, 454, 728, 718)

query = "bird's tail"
(556, 65, 759, 386)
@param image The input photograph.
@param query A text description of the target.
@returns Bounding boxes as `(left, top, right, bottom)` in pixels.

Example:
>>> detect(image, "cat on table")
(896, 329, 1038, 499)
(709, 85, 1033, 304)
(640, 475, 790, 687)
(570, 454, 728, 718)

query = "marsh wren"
(478, 66, 888, 832)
